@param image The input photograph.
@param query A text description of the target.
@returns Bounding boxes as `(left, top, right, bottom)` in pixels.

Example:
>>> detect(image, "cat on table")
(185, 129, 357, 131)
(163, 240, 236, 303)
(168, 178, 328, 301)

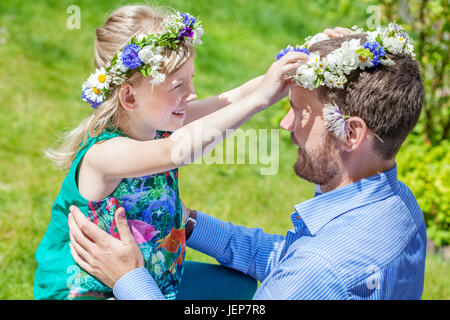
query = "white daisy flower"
(81, 68, 109, 103)
(91, 68, 110, 90)
(83, 87, 105, 104)
(383, 37, 404, 54)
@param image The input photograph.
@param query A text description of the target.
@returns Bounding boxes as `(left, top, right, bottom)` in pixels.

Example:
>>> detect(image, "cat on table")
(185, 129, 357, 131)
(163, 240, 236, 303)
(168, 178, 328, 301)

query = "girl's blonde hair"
(46, 4, 195, 169)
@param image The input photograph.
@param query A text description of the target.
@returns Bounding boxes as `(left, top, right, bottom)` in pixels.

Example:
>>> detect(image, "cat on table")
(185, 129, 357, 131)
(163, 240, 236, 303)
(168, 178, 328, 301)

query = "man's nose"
(280, 108, 295, 131)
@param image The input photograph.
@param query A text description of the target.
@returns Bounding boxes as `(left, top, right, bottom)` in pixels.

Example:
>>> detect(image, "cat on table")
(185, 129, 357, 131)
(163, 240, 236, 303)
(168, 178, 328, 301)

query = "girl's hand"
(251, 51, 308, 109)
(322, 26, 352, 38)
(68, 205, 144, 288)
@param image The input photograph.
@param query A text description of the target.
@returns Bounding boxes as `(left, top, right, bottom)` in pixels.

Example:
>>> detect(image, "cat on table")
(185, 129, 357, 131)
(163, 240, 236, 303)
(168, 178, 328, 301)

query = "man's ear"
(342, 116, 367, 152)
(119, 84, 137, 111)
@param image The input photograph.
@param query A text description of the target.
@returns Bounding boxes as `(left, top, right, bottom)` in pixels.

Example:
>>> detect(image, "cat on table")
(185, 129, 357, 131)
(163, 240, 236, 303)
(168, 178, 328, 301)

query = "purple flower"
(276, 46, 310, 60)
(180, 13, 196, 27)
(121, 44, 143, 70)
(363, 41, 386, 67)
(178, 27, 193, 39)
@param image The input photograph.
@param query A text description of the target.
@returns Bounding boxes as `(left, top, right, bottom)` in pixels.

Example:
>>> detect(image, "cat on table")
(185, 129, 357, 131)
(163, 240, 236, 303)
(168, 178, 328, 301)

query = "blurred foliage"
(397, 138, 450, 246)
(371, 0, 449, 246)
(375, 0, 449, 144)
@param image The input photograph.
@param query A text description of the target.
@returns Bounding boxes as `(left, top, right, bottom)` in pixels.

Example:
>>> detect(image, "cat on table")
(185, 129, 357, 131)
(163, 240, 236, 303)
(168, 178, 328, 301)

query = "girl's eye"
(173, 83, 182, 90)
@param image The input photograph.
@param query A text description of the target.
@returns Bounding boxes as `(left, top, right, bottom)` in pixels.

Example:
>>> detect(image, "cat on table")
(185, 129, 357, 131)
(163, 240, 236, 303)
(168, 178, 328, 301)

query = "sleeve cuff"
(186, 211, 231, 260)
(113, 267, 166, 300)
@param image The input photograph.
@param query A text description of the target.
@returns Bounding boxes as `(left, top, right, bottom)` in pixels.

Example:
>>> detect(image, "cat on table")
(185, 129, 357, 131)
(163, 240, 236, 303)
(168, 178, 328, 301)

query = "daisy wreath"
(277, 23, 416, 142)
(81, 11, 203, 109)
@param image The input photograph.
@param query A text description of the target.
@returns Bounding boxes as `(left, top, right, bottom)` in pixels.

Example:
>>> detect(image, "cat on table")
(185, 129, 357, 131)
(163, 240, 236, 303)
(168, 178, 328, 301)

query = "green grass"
(0, 0, 448, 300)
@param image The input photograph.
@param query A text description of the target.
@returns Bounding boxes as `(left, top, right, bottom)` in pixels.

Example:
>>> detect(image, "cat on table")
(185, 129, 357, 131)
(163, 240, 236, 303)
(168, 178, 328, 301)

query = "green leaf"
(355, 47, 374, 59)
(375, 34, 382, 45)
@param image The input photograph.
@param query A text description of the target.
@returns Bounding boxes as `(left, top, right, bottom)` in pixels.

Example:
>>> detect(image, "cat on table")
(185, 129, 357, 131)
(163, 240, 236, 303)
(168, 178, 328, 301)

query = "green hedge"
(397, 138, 450, 247)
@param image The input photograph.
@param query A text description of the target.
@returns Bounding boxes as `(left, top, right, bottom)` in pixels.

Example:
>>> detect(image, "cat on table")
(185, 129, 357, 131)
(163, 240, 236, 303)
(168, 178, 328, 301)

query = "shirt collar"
(314, 184, 322, 195)
(293, 164, 399, 235)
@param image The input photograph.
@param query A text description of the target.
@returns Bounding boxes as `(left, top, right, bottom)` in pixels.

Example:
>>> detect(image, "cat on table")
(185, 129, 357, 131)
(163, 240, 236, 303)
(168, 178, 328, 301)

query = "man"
(67, 27, 426, 299)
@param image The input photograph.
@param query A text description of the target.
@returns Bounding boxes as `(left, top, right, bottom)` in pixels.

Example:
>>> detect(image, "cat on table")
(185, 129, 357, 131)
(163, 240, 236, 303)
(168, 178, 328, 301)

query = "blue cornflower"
(276, 46, 310, 60)
(121, 44, 143, 70)
(180, 12, 196, 28)
(363, 41, 386, 67)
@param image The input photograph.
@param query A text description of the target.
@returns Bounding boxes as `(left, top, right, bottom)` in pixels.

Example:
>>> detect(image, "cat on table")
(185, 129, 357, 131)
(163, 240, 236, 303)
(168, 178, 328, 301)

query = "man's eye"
(295, 111, 307, 120)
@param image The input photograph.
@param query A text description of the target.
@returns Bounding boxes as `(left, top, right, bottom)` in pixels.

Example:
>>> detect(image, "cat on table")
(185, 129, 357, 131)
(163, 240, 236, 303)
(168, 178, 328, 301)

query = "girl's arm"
(181, 26, 353, 125)
(183, 75, 263, 125)
(86, 52, 306, 180)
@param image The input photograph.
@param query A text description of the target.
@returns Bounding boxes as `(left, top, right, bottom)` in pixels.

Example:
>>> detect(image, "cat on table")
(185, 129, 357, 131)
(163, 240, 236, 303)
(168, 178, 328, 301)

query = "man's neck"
(320, 158, 396, 194)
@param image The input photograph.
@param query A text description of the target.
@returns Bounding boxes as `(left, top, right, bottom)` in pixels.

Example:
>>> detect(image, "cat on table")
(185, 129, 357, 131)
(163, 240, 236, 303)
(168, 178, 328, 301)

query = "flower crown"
(81, 12, 203, 109)
(277, 23, 415, 142)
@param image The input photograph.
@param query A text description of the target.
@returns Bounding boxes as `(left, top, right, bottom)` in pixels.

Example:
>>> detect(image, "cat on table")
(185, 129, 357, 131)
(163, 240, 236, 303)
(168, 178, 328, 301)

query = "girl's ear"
(342, 116, 367, 152)
(119, 84, 137, 111)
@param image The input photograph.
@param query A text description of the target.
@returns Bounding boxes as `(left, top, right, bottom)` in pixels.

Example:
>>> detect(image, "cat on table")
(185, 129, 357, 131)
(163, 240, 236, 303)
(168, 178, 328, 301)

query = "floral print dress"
(35, 129, 185, 300)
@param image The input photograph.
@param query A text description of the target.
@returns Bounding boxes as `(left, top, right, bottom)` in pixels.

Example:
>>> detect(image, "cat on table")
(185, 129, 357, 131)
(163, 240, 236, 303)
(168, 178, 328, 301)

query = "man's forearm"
(187, 211, 286, 282)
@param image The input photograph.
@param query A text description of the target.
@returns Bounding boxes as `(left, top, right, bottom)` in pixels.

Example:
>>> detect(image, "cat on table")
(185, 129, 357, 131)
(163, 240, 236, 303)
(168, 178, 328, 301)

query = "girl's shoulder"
(76, 127, 128, 159)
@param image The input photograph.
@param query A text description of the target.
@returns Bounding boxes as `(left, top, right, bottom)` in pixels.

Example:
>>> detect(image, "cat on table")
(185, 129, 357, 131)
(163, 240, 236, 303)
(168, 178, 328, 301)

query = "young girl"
(34, 4, 303, 300)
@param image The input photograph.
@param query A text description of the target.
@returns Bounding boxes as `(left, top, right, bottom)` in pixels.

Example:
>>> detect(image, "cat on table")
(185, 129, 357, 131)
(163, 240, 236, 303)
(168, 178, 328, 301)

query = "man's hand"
(68, 205, 144, 288)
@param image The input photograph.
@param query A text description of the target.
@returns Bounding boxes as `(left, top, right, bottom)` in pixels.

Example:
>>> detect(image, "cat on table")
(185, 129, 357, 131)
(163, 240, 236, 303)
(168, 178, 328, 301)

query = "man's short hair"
(310, 34, 424, 160)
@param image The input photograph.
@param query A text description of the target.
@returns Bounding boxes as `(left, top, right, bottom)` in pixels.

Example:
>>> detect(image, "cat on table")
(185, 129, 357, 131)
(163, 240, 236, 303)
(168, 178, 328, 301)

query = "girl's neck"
(118, 115, 157, 141)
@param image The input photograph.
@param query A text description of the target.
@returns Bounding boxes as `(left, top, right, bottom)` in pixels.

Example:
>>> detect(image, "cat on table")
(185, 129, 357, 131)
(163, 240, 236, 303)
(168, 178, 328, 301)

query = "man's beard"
(293, 133, 341, 186)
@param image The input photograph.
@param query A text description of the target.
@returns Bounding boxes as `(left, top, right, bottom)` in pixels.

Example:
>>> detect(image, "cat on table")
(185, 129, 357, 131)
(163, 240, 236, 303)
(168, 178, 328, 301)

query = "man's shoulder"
(292, 191, 426, 284)
(396, 179, 425, 228)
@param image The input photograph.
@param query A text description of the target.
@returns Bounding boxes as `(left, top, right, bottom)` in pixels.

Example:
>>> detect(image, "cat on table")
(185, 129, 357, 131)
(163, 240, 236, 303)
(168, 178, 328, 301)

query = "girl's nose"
(184, 92, 197, 103)
(280, 108, 295, 131)
(184, 82, 197, 102)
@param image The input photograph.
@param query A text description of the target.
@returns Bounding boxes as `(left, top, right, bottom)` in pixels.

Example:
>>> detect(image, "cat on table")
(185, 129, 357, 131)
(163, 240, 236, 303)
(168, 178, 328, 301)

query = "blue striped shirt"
(113, 164, 427, 299)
